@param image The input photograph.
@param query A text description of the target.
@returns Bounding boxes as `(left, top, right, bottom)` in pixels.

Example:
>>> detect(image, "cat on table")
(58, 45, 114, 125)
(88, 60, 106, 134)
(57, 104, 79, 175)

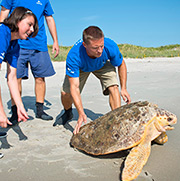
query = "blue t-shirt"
(0, 24, 19, 68)
(0, 0, 54, 51)
(66, 38, 123, 77)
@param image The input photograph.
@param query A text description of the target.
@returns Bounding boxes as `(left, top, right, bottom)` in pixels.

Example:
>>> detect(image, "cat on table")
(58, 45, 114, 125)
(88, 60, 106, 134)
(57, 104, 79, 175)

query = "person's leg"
(108, 85, 121, 110)
(93, 61, 121, 110)
(53, 90, 74, 126)
(9, 48, 28, 126)
(11, 77, 22, 104)
(30, 50, 55, 120)
(35, 77, 53, 120)
(61, 91, 73, 110)
(9, 78, 23, 126)
(53, 71, 90, 126)
(53, 75, 73, 126)
(35, 77, 45, 103)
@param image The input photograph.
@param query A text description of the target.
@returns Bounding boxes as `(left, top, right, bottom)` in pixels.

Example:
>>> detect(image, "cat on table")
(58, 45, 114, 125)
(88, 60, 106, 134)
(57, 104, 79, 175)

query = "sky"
(0, 0, 179, 47)
(46, 0, 180, 47)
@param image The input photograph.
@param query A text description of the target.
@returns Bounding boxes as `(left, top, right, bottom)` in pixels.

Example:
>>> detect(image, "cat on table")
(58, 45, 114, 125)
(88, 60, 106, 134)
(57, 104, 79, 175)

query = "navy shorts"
(17, 49, 56, 79)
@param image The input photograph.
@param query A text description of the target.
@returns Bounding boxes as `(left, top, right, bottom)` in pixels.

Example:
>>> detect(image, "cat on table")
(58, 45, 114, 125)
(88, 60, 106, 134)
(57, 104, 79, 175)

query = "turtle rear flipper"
(154, 132, 168, 145)
(122, 127, 152, 181)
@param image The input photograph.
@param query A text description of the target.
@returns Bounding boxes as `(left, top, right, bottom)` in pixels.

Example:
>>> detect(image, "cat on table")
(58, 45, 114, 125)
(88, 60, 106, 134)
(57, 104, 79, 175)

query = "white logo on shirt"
(36, 0, 42, 5)
(75, 39, 82, 46)
(1, 52, 5, 57)
(67, 67, 74, 74)
(0, 52, 5, 60)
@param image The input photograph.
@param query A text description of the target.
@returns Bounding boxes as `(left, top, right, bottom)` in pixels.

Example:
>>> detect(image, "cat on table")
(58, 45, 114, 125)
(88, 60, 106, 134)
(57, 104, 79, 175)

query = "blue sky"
(47, 0, 180, 47)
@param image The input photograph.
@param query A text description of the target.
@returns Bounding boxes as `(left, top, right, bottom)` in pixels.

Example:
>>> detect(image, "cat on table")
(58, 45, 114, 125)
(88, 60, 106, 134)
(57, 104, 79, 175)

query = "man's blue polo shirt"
(66, 38, 123, 77)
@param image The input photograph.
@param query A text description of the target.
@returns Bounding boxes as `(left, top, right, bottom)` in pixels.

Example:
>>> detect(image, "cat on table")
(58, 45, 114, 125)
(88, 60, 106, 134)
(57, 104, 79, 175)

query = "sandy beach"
(0, 57, 180, 181)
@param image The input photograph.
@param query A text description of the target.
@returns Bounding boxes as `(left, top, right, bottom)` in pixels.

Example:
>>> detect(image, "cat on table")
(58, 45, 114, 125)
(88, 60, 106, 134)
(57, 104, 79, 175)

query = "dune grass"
(48, 45, 72, 62)
(48, 44, 180, 62)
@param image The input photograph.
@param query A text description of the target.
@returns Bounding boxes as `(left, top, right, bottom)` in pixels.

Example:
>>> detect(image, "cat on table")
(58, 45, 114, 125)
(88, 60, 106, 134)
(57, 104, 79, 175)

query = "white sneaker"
(0, 153, 4, 159)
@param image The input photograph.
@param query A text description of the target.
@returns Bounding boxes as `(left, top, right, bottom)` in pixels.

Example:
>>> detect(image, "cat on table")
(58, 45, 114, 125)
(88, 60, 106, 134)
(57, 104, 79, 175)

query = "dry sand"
(0, 57, 180, 181)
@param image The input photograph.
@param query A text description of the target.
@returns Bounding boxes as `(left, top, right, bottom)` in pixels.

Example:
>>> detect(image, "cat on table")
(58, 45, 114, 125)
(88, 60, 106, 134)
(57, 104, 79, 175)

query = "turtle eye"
(167, 117, 173, 122)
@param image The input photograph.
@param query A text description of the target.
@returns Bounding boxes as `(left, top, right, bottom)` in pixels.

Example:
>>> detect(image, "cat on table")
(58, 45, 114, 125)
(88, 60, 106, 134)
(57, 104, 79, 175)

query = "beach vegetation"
(48, 44, 180, 61)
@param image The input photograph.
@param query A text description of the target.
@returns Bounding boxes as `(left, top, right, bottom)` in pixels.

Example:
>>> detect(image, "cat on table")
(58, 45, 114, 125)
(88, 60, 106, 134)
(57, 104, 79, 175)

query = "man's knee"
(108, 85, 119, 94)
(35, 77, 45, 84)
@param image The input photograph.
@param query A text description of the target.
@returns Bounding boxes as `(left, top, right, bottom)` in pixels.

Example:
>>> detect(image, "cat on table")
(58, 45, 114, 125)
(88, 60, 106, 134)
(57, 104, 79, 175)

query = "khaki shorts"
(62, 61, 119, 95)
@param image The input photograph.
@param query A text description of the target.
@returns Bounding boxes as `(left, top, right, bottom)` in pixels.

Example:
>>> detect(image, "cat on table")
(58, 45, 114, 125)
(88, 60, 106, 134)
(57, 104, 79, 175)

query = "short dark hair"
(3, 7, 39, 37)
(83, 26, 104, 44)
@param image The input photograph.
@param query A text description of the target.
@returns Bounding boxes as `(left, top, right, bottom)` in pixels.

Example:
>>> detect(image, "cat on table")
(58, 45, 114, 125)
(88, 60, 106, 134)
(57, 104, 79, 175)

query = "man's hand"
(52, 41, 59, 58)
(17, 106, 29, 122)
(73, 113, 87, 134)
(0, 114, 12, 128)
(121, 88, 131, 104)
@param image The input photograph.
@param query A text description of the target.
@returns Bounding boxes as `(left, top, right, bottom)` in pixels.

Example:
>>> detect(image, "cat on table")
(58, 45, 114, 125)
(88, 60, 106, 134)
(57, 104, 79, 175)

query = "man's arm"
(0, 6, 10, 22)
(45, 15, 59, 58)
(68, 76, 87, 134)
(118, 59, 131, 104)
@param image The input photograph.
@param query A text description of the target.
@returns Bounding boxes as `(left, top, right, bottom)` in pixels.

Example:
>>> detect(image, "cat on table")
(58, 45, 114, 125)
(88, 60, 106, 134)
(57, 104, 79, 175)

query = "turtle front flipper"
(122, 125, 152, 181)
(122, 141, 151, 181)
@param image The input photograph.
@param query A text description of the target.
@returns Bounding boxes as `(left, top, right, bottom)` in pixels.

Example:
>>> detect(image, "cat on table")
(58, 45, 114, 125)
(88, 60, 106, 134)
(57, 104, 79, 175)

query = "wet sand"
(0, 57, 180, 181)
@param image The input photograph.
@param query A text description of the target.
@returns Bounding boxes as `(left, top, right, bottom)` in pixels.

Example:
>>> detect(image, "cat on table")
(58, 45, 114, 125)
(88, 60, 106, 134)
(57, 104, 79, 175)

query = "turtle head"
(156, 108, 177, 131)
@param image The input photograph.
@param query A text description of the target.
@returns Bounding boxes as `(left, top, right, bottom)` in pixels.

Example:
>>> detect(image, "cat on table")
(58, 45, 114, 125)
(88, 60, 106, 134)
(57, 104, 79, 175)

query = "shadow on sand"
(0, 96, 53, 150)
(53, 108, 104, 133)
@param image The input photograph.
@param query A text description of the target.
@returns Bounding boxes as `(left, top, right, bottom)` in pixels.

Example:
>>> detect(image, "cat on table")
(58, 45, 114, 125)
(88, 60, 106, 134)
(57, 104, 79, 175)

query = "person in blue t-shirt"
(53, 26, 131, 134)
(0, 7, 38, 158)
(0, 0, 59, 124)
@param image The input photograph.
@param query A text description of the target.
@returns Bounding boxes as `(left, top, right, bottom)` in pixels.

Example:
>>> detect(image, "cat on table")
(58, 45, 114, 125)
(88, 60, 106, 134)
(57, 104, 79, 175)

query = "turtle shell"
(70, 101, 157, 155)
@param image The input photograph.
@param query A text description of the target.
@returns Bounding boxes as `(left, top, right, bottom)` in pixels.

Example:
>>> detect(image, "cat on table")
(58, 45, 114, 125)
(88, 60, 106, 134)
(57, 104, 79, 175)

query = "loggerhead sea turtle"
(70, 101, 177, 181)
